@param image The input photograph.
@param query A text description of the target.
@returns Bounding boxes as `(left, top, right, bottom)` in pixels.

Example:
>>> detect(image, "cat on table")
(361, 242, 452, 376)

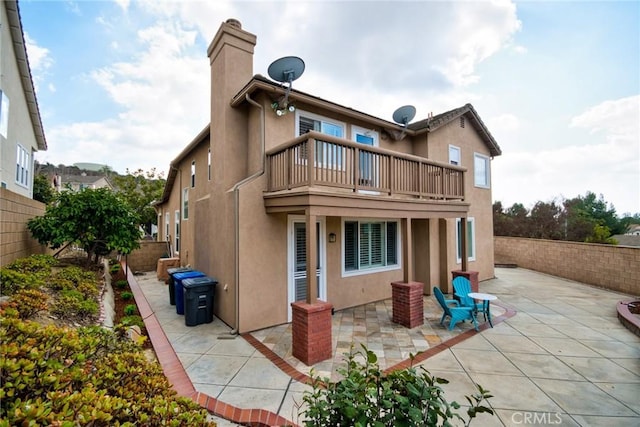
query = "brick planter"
(452, 270, 479, 292)
(391, 281, 424, 328)
(291, 300, 333, 366)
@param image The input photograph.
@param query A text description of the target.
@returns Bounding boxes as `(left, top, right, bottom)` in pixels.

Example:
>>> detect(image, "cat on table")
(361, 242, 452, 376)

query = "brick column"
(391, 281, 424, 328)
(451, 270, 479, 292)
(291, 300, 333, 366)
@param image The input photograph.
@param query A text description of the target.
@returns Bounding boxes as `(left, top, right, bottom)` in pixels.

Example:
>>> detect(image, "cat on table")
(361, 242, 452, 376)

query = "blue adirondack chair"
(433, 287, 478, 331)
(453, 276, 482, 312)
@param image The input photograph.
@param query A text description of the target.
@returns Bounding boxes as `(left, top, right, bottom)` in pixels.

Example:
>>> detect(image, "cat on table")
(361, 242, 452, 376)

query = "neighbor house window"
(174, 211, 180, 253)
(15, 144, 30, 187)
(449, 145, 461, 166)
(344, 220, 399, 274)
(182, 188, 189, 220)
(474, 153, 490, 188)
(208, 148, 211, 181)
(190, 160, 195, 188)
(296, 111, 345, 168)
(456, 218, 475, 263)
(0, 91, 9, 138)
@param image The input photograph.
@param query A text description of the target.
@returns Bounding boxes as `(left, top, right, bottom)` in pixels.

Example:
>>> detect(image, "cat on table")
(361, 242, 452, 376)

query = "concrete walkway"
(128, 267, 640, 426)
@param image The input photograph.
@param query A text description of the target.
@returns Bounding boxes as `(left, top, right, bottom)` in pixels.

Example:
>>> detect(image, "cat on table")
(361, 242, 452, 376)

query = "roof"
(233, 76, 501, 157)
(612, 235, 640, 247)
(5, 1, 47, 151)
(156, 125, 210, 204)
(410, 104, 502, 157)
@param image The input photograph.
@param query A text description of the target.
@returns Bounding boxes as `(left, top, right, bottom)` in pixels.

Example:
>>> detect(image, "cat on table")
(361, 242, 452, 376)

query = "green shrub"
(302, 344, 493, 426)
(115, 279, 128, 289)
(124, 304, 138, 316)
(119, 315, 145, 329)
(121, 291, 134, 300)
(47, 267, 100, 299)
(4, 254, 57, 275)
(5, 289, 49, 319)
(51, 289, 99, 322)
(110, 263, 122, 274)
(0, 268, 44, 296)
(0, 312, 215, 426)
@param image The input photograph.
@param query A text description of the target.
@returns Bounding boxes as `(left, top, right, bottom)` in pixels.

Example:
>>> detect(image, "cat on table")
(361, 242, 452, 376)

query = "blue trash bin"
(167, 267, 192, 306)
(173, 270, 205, 315)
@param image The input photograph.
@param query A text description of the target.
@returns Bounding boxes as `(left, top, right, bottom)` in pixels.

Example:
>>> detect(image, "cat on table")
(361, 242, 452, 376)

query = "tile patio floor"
(127, 267, 640, 427)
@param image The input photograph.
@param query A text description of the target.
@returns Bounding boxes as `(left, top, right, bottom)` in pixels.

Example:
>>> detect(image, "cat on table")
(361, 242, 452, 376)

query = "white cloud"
(23, 33, 53, 91)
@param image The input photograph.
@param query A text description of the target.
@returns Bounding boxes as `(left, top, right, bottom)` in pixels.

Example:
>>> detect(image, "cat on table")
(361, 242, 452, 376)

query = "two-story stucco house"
(155, 19, 501, 334)
(0, 1, 47, 197)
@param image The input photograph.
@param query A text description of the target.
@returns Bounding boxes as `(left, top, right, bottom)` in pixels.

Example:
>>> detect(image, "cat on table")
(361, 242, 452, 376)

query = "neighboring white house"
(0, 1, 47, 198)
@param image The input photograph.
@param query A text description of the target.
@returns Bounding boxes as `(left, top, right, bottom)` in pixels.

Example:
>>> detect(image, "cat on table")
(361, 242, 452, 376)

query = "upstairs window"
(191, 160, 196, 188)
(297, 111, 345, 168)
(15, 144, 30, 188)
(182, 188, 189, 220)
(208, 148, 211, 181)
(449, 145, 461, 166)
(0, 91, 9, 138)
(474, 153, 490, 188)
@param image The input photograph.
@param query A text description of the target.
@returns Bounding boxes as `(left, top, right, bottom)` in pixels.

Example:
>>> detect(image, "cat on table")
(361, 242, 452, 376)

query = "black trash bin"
(182, 276, 218, 326)
(167, 267, 193, 306)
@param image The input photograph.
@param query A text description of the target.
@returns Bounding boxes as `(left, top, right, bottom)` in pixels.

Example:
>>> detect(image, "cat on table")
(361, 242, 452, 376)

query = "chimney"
(207, 19, 257, 104)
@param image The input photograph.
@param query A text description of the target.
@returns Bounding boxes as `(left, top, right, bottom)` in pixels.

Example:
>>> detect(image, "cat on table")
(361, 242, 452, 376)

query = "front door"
(288, 216, 326, 321)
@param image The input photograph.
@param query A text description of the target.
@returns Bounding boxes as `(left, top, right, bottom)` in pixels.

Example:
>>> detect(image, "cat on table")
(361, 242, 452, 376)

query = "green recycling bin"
(182, 276, 218, 326)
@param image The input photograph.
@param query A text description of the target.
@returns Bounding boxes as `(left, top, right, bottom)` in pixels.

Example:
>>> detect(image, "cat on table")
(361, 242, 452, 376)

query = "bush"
(110, 263, 122, 274)
(124, 304, 138, 316)
(51, 289, 99, 322)
(119, 315, 145, 329)
(4, 289, 49, 319)
(0, 268, 44, 296)
(0, 310, 215, 426)
(121, 291, 134, 300)
(301, 345, 493, 426)
(115, 279, 128, 289)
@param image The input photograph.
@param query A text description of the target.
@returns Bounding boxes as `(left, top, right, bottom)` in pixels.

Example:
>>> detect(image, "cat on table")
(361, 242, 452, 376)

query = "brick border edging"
(617, 300, 640, 337)
(124, 263, 295, 427)
(244, 300, 518, 380)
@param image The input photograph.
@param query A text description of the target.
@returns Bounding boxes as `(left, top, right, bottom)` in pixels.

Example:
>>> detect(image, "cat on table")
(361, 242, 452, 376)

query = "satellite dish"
(267, 56, 305, 116)
(392, 105, 416, 127)
(268, 56, 305, 84)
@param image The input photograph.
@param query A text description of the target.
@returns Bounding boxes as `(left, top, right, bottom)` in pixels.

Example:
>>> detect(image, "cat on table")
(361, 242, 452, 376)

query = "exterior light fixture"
(329, 232, 336, 243)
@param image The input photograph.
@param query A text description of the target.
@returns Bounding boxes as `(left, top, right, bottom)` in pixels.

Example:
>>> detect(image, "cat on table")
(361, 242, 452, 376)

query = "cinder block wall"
(125, 241, 170, 272)
(0, 188, 47, 267)
(495, 236, 640, 296)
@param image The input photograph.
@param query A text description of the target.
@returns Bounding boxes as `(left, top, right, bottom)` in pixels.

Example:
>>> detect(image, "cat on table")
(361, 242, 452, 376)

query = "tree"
(111, 168, 165, 236)
(529, 201, 563, 240)
(27, 187, 141, 264)
(32, 173, 55, 205)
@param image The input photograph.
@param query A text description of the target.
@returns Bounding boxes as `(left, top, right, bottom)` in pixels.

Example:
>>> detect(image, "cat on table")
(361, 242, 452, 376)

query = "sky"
(18, 0, 640, 215)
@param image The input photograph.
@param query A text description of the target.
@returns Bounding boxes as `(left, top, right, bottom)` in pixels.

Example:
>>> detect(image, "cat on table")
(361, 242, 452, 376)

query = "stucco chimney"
(207, 19, 257, 104)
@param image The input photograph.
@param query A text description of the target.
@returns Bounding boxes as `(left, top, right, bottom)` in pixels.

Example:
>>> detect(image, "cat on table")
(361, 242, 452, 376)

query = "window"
(344, 220, 399, 274)
(297, 111, 345, 167)
(474, 153, 490, 188)
(15, 144, 30, 187)
(182, 188, 189, 220)
(174, 211, 180, 253)
(449, 145, 460, 166)
(352, 126, 379, 186)
(456, 218, 475, 263)
(190, 160, 195, 188)
(0, 91, 9, 138)
(208, 148, 211, 181)
(165, 212, 170, 241)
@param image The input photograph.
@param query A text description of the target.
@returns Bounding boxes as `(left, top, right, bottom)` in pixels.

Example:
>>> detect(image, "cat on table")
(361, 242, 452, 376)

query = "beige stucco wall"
(0, 188, 47, 266)
(495, 237, 640, 296)
(0, 3, 40, 197)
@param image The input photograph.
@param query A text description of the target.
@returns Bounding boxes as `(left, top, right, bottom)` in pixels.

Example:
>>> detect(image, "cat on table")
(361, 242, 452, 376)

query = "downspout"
(229, 93, 265, 335)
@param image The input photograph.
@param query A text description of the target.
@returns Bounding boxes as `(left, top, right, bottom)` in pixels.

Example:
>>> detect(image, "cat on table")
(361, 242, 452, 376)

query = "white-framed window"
(352, 126, 379, 186)
(190, 160, 195, 188)
(343, 219, 400, 276)
(456, 217, 476, 263)
(449, 145, 461, 166)
(296, 110, 345, 168)
(0, 91, 9, 138)
(165, 212, 170, 241)
(474, 153, 490, 188)
(208, 148, 211, 181)
(174, 210, 180, 253)
(15, 144, 30, 188)
(182, 188, 189, 220)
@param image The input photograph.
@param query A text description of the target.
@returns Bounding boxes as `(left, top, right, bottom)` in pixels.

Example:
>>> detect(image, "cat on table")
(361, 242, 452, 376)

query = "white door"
(352, 126, 379, 193)
(288, 216, 326, 321)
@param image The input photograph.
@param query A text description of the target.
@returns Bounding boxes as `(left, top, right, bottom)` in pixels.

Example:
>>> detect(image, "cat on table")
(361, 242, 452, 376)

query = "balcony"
(266, 131, 465, 200)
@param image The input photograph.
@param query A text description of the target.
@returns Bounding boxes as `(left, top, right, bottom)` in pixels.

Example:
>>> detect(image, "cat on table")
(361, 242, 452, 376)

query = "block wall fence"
(0, 188, 47, 267)
(125, 241, 169, 272)
(494, 236, 640, 296)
